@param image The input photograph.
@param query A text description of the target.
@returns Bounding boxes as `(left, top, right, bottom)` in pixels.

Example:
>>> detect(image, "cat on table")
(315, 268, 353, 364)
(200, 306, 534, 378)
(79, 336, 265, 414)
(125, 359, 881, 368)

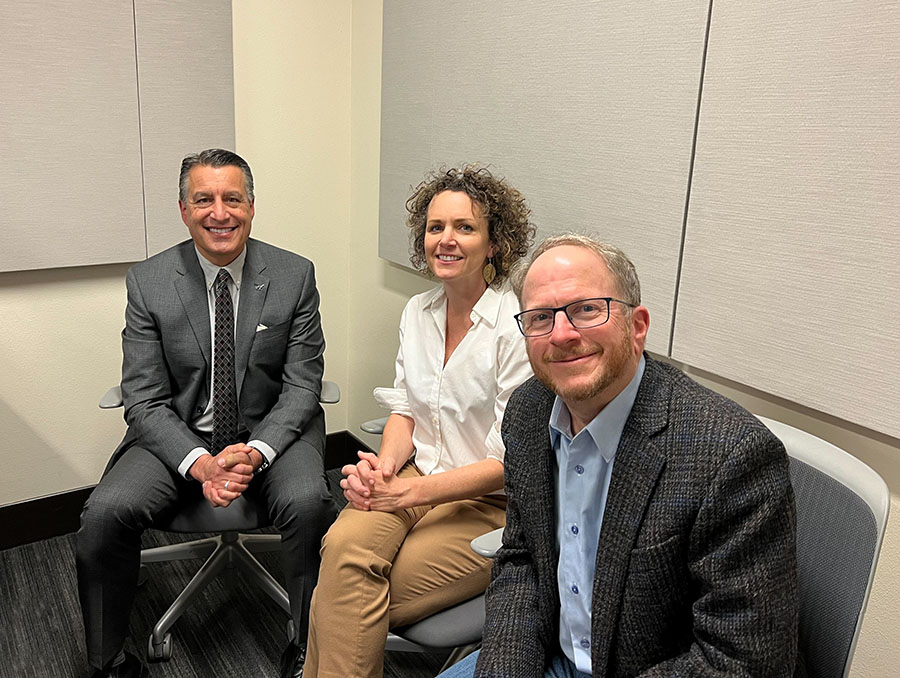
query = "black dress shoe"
(90, 651, 148, 678)
(278, 642, 306, 678)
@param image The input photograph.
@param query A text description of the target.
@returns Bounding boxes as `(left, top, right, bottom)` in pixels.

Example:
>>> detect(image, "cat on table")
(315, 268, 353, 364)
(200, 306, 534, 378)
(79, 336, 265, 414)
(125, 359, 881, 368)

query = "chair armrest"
(320, 380, 341, 405)
(470, 527, 504, 558)
(99, 385, 123, 409)
(361, 416, 389, 435)
(100, 381, 340, 410)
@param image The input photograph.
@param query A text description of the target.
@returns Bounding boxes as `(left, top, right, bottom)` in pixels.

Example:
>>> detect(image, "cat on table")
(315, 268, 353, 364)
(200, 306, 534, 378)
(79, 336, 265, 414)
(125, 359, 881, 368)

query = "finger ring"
(224, 480, 230, 490)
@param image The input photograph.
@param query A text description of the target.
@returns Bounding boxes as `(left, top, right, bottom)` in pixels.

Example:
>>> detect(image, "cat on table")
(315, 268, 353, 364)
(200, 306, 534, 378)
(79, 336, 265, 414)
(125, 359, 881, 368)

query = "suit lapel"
(174, 243, 211, 369)
(512, 381, 560, 629)
(590, 358, 669, 676)
(235, 240, 269, 397)
(528, 389, 558, 573)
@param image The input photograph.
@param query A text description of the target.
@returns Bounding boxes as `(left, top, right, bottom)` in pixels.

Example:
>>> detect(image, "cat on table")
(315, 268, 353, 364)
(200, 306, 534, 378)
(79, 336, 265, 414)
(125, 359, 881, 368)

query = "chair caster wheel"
(286, 620, 296, 644)
(147, 632, 173, 662)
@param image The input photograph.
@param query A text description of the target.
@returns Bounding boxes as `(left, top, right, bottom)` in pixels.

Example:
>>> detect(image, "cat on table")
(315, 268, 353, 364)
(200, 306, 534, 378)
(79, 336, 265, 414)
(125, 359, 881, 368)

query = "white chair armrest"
(470, 527, 504, 558)
(99, 385, 123, 409)
(321, 380, 341, 404)
(361, 416, 389, 435)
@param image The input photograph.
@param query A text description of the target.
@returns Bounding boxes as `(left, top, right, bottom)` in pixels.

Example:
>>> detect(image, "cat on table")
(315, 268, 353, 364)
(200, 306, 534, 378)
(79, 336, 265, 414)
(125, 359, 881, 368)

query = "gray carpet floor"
(0, 471, 449, 678)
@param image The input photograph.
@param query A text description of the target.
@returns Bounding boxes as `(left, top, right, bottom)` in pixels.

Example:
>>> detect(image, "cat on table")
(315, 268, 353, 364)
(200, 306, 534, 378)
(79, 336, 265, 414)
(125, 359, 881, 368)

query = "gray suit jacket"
(112, 238, 325, 472)
(477, 356, 801, 677)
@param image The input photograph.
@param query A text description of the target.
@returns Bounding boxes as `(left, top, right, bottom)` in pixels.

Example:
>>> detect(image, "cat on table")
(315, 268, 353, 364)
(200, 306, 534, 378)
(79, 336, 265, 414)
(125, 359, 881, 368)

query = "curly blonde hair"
(405, 165, 535, 286)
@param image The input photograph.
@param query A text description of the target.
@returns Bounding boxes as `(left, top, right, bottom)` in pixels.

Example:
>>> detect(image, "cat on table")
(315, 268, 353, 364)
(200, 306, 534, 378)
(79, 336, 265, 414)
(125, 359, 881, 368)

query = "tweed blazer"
(111, 238, 325, 472)
(476, 356, 801, 677)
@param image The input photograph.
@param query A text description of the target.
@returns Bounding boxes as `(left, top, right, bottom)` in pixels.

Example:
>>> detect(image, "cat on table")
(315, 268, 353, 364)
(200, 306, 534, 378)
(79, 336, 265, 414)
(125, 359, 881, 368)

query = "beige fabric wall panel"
(0, 0, 146, 272)
(134, 0, 235, 255)
(674, 2, 900, 437)
(379, 0, 712, 355)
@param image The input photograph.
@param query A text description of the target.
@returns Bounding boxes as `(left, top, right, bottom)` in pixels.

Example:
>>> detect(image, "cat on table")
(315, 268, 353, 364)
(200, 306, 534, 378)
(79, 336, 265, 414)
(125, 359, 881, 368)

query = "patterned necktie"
(211, 268, 239, 455)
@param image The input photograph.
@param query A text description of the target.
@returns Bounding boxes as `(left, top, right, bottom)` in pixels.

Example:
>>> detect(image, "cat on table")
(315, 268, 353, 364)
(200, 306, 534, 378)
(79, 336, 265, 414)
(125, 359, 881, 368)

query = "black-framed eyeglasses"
(514, 297, 636, 337)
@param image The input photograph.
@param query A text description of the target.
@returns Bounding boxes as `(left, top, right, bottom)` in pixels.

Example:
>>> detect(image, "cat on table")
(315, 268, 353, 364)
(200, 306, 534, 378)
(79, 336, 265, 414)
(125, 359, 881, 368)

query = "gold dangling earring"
(483, 257, 497, 285)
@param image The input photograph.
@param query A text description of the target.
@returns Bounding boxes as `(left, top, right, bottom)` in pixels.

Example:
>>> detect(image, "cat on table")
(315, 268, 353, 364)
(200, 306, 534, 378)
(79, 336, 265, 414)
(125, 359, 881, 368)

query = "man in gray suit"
(76, 149, 336, 678)
(440, 233, 801, 677)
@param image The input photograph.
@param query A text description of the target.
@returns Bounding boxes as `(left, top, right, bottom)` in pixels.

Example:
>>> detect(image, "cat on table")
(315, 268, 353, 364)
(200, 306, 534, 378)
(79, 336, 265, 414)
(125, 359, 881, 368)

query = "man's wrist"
(246, 439, 276, 472)
(247, 446, 262, 467)
(187, 452, 214, 481)
(247, 446, 269, 474)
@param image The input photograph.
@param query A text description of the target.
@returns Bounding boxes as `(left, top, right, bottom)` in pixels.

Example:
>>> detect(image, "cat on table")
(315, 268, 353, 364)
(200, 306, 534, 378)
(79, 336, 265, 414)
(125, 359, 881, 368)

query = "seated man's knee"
(76, 480, 146, 560)
(271, 476, 335, 533)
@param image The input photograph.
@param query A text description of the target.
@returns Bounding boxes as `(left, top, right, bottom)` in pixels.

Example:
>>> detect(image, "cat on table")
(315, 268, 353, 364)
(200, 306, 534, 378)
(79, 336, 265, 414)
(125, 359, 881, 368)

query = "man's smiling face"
(521, 245, 648, 420)
(180, 164, 254, 266)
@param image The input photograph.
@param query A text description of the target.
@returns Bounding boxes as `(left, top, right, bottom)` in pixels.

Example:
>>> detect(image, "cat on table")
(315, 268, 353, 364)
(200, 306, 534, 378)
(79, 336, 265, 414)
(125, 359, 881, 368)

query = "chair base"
(141, 531, 289, 661)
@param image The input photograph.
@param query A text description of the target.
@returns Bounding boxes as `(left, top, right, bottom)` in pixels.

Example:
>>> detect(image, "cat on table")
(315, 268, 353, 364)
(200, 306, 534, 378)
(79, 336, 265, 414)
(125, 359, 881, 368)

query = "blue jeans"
(437, 649, 591, 678)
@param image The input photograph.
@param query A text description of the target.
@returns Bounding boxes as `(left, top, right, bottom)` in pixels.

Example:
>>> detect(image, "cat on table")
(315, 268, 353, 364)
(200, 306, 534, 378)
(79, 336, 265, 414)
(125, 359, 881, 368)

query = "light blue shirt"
(551, 355, 645, 673)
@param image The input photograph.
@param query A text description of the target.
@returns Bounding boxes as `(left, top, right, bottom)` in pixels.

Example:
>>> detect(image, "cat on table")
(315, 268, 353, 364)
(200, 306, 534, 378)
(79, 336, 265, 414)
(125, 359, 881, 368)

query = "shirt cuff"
(485, 424, 506, 464)
(373, 386, 411, 417)
(180, 447, 211, 479)
(248, 439, 277, 467)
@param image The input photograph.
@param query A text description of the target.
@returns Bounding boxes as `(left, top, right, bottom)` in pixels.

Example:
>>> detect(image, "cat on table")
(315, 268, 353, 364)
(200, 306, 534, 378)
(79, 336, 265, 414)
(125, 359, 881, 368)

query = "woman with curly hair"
(303, 166, 536, 678)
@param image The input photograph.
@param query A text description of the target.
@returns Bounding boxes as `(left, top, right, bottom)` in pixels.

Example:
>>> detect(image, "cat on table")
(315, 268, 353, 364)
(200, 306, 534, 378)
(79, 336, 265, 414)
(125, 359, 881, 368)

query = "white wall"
(0, 1, 896, 674)
(0, 265, 128, 504)
(347, 0, 432, 446)
(232, 0, 355, 431)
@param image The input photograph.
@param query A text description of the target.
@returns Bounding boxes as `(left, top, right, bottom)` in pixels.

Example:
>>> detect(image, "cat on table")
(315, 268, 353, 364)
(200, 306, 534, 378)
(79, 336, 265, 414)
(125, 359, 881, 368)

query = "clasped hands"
(340, 451, 412, 512)
(189, 443, 261, 508)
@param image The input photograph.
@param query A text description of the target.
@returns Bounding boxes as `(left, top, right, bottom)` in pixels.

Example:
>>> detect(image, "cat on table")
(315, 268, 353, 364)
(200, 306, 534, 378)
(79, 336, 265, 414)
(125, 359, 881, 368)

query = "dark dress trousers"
(76, 239, 336, 669)
(476, 356, 803, 677)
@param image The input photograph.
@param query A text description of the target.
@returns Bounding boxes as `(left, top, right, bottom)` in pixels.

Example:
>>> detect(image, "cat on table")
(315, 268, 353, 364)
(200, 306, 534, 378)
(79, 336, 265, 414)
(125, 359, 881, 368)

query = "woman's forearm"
(406, 458, 504, 507)
(376, 413, 416, 472)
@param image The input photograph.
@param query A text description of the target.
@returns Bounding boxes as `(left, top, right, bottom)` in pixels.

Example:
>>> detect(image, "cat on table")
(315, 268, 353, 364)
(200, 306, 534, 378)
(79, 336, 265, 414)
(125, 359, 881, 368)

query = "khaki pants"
(304, 463, 506, 678)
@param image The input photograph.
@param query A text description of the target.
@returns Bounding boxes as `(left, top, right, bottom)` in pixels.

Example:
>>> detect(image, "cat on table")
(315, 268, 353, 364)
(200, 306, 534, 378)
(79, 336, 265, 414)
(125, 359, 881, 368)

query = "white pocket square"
(255, 323, 268, 332)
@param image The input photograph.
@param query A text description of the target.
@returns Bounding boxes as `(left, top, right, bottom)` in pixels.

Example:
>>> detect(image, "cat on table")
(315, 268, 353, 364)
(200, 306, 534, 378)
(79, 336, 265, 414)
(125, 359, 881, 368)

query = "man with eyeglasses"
(439, 233, 802, 677)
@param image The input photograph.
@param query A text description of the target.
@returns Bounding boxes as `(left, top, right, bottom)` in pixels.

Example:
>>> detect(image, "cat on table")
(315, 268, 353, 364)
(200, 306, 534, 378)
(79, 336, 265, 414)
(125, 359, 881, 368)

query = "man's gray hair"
(510, 232, 641, 306)
(179, 149, 255, 203)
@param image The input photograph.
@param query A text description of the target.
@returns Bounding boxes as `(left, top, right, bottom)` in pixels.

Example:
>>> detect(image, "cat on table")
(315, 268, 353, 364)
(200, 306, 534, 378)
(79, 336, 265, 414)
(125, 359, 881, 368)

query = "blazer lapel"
(529, 396, 558, 570)
(174, 243, 211, 369)
(590, 358, 669, 676)
(515, 381, 560, 627)
(235, 240, 269, 397)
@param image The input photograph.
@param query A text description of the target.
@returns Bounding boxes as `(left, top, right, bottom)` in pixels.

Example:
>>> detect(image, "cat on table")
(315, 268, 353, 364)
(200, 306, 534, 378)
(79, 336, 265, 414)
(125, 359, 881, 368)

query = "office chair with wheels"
(757, 416, 890, 678)
(99, 380, 341, 662)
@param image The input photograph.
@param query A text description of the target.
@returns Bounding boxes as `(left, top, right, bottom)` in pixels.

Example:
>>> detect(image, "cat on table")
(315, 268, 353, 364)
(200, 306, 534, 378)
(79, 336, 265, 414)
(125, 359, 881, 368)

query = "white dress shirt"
(178, 247, 276, 478)
(374, 284, 532, 481)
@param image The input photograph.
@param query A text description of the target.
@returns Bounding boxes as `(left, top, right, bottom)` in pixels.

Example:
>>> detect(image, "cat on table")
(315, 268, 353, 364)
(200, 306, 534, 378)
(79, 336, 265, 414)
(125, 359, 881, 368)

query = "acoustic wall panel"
(0, 0, 146, 272)
(673, 2, 900, 437)
(134, 0, 235, 256)
(379, 0, 712, 354)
